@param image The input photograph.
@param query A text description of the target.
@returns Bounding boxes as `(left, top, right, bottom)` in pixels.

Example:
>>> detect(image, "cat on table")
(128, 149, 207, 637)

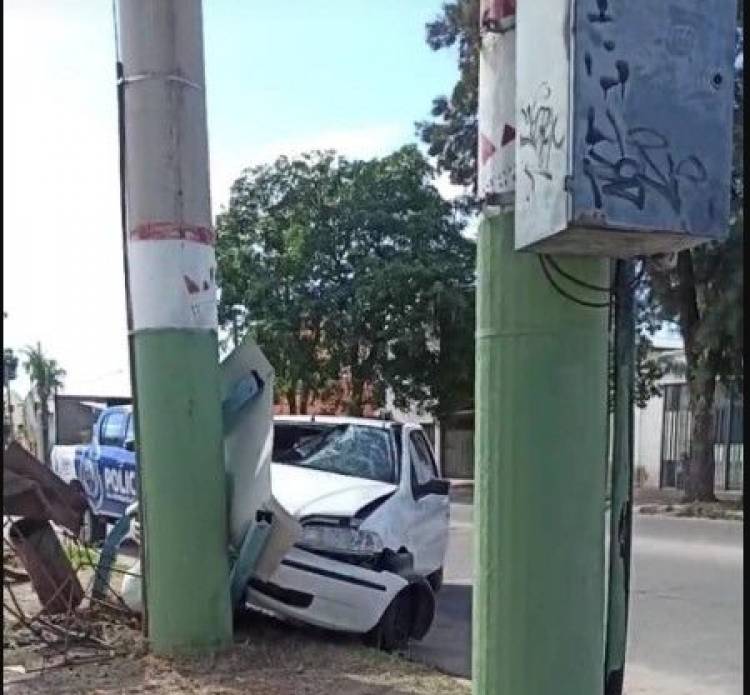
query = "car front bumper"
(245, 546, 408, 634)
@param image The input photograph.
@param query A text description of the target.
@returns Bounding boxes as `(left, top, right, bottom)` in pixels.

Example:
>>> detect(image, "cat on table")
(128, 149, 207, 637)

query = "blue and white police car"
(51, 405, 137, 543)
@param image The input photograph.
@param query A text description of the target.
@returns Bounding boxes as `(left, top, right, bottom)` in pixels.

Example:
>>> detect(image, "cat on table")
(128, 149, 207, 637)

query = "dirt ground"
(4, 606, 470, 695)
(4, 546, 468, 695)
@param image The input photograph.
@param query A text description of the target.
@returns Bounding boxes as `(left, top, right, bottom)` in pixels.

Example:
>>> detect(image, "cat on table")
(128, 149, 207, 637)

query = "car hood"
(270, 463, 397, 519)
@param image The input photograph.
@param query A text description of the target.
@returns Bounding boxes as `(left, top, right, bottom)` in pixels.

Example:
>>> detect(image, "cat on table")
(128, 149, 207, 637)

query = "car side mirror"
(124, 439, 136, 452)
(415, 478, 450, 498)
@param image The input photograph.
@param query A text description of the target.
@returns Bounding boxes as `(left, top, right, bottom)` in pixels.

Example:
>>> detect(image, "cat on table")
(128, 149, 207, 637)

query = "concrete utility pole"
(117, 0, 232, 653)
(474, 2, 609, 693)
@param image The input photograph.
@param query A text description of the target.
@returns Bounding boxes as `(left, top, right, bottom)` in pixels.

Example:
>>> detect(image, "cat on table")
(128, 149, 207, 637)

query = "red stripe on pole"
(483, 0, 516, 21)
(131, 222, 215, 246)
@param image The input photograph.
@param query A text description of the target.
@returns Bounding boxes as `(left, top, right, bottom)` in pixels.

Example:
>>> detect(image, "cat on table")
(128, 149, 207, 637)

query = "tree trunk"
(674, 251, 718, 503)
(40, 405, 50, 466)
(299, 386, 310, 415)
(348, 377, 364, 416)
(683, 370, 718, 502)
(286, 387, 297, 415)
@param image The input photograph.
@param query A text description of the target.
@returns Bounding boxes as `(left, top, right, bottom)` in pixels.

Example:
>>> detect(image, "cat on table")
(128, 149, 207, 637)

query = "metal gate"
(660, 383, 743, 491)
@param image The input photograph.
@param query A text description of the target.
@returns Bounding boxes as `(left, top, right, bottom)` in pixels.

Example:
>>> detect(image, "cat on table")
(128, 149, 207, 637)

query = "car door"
(120, 413, 138, 505)
(97, 409, 131, 517)
(403, 424, 450, 576)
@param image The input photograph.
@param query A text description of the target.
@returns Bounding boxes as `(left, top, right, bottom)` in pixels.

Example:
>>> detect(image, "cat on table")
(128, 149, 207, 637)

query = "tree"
(22, 342, 65, 463)
(419, 0, 743, 501)
(216, 146, 475, 416)
(416, 0, 480, 215)
(216, 151, 342, 413)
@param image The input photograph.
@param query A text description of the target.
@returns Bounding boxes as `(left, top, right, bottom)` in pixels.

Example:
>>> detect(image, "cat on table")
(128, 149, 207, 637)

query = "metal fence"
(660, 383, 743, 492)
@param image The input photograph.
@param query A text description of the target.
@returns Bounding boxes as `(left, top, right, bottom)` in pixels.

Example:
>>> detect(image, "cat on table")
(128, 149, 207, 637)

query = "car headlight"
(298, 524, 384, 557)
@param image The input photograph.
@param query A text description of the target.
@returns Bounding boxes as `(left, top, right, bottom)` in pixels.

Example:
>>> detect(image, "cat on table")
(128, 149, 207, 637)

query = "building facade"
(634, 347, 744, 494)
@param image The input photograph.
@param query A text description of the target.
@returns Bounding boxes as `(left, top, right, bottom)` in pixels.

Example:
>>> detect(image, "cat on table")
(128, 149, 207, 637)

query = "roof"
(273, 414, 396, 429)
(102, 404, 133, 414)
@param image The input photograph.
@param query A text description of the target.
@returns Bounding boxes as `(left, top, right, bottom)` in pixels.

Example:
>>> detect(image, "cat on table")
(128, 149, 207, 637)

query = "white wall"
(634, 394, 664, 487)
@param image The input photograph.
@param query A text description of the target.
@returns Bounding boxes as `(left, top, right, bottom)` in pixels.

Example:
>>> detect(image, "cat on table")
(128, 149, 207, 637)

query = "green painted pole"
(117, 0, 232, 653)
(604, 260, 635, 694)
(473, 214, 610, 694)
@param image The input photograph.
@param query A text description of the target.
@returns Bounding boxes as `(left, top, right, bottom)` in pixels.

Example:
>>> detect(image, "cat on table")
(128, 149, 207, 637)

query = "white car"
(245, 415, 451, 649)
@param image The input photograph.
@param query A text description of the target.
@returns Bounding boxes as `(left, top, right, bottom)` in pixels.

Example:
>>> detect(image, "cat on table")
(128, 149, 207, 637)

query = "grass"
(4, 606, 470, 694)
(64, 542, 101, 571)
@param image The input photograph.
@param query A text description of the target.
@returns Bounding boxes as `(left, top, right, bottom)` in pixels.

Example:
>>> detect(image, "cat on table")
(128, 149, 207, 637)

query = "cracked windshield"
(272, 424, 395, 483)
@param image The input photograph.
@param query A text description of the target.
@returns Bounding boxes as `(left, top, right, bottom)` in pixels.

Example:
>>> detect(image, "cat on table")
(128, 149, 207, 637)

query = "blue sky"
(3, 1, 461, 397)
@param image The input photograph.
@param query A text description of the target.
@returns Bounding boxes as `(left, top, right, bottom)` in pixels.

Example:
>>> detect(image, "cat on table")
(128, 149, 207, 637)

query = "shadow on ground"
(410, 583, 472, 679)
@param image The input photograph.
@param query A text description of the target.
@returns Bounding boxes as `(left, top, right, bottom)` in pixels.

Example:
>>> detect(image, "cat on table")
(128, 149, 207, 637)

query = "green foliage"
(216, 146, 475, 416)
(22, 342, 65, 404)
(21, 342, 65, 461)
(416, 0, 480, 214)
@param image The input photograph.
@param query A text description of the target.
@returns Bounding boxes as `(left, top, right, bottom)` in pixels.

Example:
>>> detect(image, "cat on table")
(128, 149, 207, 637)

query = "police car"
(51, 405, 137, 543)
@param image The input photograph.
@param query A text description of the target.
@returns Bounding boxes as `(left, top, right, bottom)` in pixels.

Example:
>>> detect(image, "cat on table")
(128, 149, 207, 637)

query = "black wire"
(543, 255, 646, 295)
(543, 255, 612, 293)
(538, 255, 613, 309)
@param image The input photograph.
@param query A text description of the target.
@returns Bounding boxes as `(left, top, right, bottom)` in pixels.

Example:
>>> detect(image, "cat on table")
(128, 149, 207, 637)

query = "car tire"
(427, 567, 444, 593)
(79, 508, 106, 545)
(365, 590, 414, 653)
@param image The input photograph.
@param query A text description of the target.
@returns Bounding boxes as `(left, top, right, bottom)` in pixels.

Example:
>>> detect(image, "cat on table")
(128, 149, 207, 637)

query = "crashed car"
(73, 338, 450, 650)
(245, 415, 450, 649)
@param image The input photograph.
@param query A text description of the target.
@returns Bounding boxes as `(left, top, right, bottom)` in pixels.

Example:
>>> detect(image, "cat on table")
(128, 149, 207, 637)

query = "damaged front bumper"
(246, 546, 410, 635)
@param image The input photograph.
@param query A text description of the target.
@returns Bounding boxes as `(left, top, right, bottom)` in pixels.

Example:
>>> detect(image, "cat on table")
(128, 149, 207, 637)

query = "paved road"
(411, 504, 743, 695)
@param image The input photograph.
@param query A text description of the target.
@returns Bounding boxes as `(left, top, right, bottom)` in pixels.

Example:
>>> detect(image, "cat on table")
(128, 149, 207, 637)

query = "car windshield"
(272, 423, 395, 483)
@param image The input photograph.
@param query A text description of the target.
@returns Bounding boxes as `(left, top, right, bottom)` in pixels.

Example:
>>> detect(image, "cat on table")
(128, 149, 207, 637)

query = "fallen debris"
(8, 519, 84, 614)
(3, 513, 141, 684)
(3, 442, 87, 535)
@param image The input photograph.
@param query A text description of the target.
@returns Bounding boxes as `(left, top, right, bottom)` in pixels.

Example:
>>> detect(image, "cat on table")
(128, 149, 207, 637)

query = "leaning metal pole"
(116, 0, 232, 653)
(473, 2, 610, 692)
(604, 260, 636, 694)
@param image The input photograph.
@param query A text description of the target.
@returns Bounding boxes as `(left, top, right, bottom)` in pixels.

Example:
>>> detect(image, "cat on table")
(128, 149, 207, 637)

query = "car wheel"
(79, 508, 106, 545)
(427, 567, 444, 593)
(365, 590, 414, 652)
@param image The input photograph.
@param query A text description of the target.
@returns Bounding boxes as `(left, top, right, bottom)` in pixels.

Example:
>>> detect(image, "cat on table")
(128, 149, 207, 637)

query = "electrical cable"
(543, 255, 612, 293)
(543, 255, 646, 293)
(538, 255, 613, 309)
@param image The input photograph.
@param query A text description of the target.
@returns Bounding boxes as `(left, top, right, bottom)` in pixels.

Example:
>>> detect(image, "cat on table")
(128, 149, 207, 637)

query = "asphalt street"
(410, 503, 743, 695)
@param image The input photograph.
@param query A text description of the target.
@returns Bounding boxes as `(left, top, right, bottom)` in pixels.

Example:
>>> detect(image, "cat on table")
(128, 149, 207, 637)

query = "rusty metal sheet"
(3, 442, 87, 535)
(8, 518, 84, 614)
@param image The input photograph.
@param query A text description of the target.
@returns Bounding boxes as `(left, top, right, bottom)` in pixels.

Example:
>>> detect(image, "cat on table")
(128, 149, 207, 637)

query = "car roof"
(273, 415, 397, 429)
(104, 404, 132, 415)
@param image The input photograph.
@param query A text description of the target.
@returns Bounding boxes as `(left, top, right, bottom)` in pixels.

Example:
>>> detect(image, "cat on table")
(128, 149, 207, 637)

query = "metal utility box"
(515, 0, 737, 257)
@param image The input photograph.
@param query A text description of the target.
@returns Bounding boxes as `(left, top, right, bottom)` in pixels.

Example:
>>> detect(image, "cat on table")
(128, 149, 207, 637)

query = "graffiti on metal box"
(579, 0, 708, 215)
(582, 108, 707, 212)
(519, 83, 565, 194)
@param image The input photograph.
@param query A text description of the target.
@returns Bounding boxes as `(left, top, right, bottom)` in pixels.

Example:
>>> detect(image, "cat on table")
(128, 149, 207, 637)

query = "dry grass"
(4, 605, 470, 695)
